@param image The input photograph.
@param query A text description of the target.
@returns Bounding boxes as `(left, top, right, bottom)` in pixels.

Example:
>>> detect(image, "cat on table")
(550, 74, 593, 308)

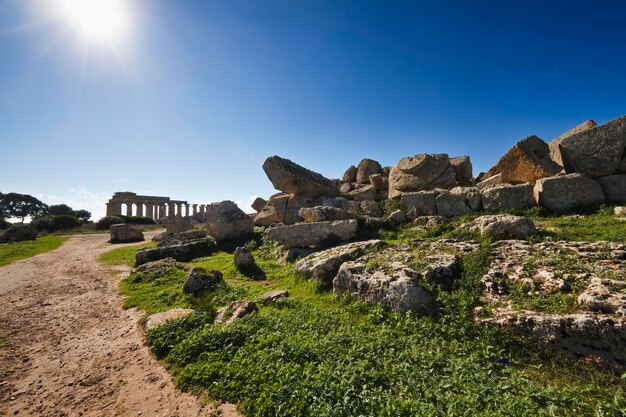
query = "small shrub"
(95, 216, 126, 230)
(32, 215, 81, 232)
(0, 219, 10, 230)
(129, 216, 156, 225)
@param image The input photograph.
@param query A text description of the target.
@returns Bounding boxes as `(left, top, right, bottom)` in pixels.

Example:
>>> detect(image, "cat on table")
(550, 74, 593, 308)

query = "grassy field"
(100, 209, 626, 417)
(0, 235, 67, 267)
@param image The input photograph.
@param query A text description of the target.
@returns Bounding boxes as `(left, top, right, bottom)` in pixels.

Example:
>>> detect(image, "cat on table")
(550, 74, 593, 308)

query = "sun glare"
(58, 0, 130, 44)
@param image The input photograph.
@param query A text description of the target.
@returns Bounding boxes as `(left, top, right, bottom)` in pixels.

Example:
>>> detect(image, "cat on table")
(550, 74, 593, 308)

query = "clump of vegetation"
(0, 235, 67, 267)
(32, 214, 82, 232)
(95, 215, 156, 230)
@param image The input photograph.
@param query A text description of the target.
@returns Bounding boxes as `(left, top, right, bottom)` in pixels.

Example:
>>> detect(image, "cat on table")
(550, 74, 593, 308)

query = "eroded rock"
(265, 219, 358, 248)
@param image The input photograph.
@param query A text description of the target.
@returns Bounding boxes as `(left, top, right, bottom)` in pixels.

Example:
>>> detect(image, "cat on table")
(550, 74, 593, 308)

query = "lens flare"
(58, 0, 130, 44)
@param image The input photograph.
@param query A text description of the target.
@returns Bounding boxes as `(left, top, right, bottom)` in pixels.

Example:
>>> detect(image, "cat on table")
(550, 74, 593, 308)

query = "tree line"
(0, 192, 91, 231)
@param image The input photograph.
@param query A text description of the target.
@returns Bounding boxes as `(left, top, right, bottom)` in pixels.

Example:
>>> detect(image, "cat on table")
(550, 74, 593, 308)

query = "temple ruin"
(105, 192, 210, 220)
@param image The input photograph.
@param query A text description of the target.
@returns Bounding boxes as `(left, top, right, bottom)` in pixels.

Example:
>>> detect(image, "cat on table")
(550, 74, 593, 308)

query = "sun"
(58, 0, 130, 44)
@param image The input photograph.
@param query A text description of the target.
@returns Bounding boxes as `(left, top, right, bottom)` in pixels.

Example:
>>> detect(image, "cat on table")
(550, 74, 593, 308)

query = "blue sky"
(1, 0, 626, 219)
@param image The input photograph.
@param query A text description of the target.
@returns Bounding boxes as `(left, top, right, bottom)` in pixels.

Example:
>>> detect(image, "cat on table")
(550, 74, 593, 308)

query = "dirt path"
(0, 233, 241, 417)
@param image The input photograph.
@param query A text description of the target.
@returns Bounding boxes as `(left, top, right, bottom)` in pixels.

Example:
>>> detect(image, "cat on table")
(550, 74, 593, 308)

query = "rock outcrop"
(201, 201, 254, 241)
(549, 119, 597, 166)
(470, 215, 536, 239)
(596, 174, 626, 204)
(480, 184, 534, 212)
(356, 159, 383, 184)
(298, 206, 353, 223)
(110, 224, 144, 244)
(484, 136, 562, 185)
(182, 267, 223, 295)
(263, 155, 339, 200)
(533, 174, 605, 212)
(388, 154, 457, 198)
(0, 224, 37, 243)
(449, 156, 473, 184)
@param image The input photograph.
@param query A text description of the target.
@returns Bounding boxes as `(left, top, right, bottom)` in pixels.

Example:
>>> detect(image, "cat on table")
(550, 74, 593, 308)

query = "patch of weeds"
(508, 284, 579, 314)
(0, 235, 67, 267)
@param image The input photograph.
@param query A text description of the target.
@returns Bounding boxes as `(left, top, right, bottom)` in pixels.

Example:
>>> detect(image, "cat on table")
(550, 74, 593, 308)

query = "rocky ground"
(0, 233, 240, 417)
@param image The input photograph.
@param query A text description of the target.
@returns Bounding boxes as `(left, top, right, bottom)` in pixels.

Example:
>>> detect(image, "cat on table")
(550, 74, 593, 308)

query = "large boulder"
(484, 136, 562, 185)
(202, 201, 254, 241)
(110, 224, 144, 244)
(295, 239, 385, 284)
(251, 197, 267, 213)
(480, 184, 534, 212)
(619, 155, 626, 173)
(233, 247, 256, 271)
(533, 174, 605, 212)
(334, 261, 436, 315)
(262, 155, 339, 200)
(135, 238, 217, 266)
(356, 159, 383, 184)
(557, 115, 626, 177)
(470, 215, 536, 239)
(449, 156, 473, 184)
(549, 119, 597, 166)
(183, 267, 223, 295)
(388, 154, 457, 199)
(265, 219, 358, 248)
(155, 228, 208, 247)
(298, 206, 354, 223)
(596, 174, 626, 204)
(400, 191, 438, 215)
(435, 192, 471, 217)
(450, 187, 482, 211)
(342, 165, 358, 183)
(0, 224, 37, 243)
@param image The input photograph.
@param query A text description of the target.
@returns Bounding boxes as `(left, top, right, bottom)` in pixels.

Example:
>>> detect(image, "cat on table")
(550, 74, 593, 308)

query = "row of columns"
(106, 201, 213, 220)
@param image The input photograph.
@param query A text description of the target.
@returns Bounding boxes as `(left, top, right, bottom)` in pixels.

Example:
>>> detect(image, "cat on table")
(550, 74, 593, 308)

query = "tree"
(1, 193, 48, 223)
(0, 192, 6, 220)
(48, 204, 74, 216)
(73, 209, 92, 223)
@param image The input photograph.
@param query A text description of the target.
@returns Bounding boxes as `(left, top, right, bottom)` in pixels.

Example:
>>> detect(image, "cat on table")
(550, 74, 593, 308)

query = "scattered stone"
(484, 135, 562, 185)
(251, 197, 267, 213)
(260, 290, 289, 302)
(471, 215, 536, 239)
(145, 308, 194, 331)
(356, 159, 383, 184)
(298, 206, 353, 223)
(533, 173, 605, 212)
(334, 261, 436, 315)
(342, 165, 358, 183)
(135, 238, 217, 266)
(295, 239, 385, 284)
(155, 228, 207, 247)
(214, 300, 257, 325)
(132, 257, 183, 274)
(364, 217, 389, 229)
(400, 191, 438, 215)
(449, 156, 473, 184)
(577, 278, 626, 316)
(477, 173, 504, 189)
(388, 154, 457, 198)
(558, 115, 626, 177)
(387, 210, 407, 225)
(435, 192, 471, 217)
(265, 219, 358, 248)
(182, 267, 223, 295)
(369, 173, 386, 191)
(279, 247, 316, 264)
(422, 254, 462, 289)
(110, 224, 144, 244)
(0, 224, 37, 243)
(596, 174, 626, 204)
(348, 185, 376, 201)
(262, 155, 339, 200)
(201, 201, 254, 241)
(413, 216, 444, 229)
(360, 200, 383, 217)
(233, 247, 256, 271)
(480, 184, 534, 212)
(549, 119, 597, 167)
(615, 207, 626, 216)
(339, 183, 353, 194)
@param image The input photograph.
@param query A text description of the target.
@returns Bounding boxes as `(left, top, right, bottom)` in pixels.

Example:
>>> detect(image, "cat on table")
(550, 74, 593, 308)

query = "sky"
(1, 0, 626, 220)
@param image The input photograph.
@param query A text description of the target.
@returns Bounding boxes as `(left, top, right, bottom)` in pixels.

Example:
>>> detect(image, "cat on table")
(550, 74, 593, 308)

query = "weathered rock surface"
(135, 238, 217, 266)
(615, 206, 626, 216)
(484, 136, 562, 185)
(202, 201, 254, 241)
(577, 278, 626, 316)
(449, 156, 473, 184)
(596, 174, 626, 204)
(549, 119, 597, 167)
(348, 185, 376, 201)
(155, 228, 208, 248)
(477, 173, 504, 189)
(356, 159, 383, 184)
(533, 174, 605, 212)
(436, 192, 471, 217)
(369, 173, 386, 191)
(251, 197, 267, 213)
(451, 187, 482, 211)
(265, 220, 358, 248)
(164, 219, 194, 234)
(214, 300, 257, 325)
(387, 210, 407, 225)
(233, 247, 256, 271)
(260, 289, 289, 302)
(279, 247, 316, 264)
(182, 267, 223, 295)
(558, 115, 626, 177)
(145, 308, 194, 331)
(342, 165, 358, 183)
(0, 224, 37, 243)
(400, 191, 438, 215)
(295, 239, 385, 284)
(132, 257, 183, 274)
(263, 155, 339, 200)
(471, 215, 536, 239)
(422, 254, 462, 289)
(298, 206, 353, 223)
(619, 155, 626, 173)
(110, 224, 144, 244)
(480, 184, 534, 212)
(334, 261, 436, 315)
(388, 154, 457, 198)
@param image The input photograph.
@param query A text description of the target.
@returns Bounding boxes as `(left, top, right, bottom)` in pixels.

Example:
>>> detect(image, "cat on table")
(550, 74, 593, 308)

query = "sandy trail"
(0, 233, 241, 417)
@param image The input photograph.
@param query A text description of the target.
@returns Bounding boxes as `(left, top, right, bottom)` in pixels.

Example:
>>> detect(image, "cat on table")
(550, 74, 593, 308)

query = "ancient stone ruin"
(105, 191, 214, 220)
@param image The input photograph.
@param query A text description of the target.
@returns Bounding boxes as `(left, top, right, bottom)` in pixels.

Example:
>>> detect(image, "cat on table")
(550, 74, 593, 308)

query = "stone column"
(136, 202, 144, 217)
(192, 204, 198, 215)
(126, 202, 133, 217)
(185, 204, 190, 217)
(106, 202, 114, 217)
(145, 204, 153, 219)
(113, 202, 122, 215)
(168, 202, 175, 219)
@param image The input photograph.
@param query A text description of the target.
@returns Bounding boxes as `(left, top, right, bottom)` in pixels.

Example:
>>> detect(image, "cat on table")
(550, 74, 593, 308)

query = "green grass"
(102, 212, 626, 417)
(529, 206, 626, 242)
(97, 241, 156, 267)
(0, 235, 67, 267)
